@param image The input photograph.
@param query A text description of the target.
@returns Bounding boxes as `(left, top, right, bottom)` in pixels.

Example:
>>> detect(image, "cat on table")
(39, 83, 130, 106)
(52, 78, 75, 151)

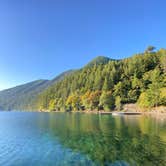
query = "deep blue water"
(0, 112, 166, 166)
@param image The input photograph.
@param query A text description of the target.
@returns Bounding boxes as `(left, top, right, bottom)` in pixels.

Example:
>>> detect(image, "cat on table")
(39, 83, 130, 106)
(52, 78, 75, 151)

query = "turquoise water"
(0, 112, 166, 166)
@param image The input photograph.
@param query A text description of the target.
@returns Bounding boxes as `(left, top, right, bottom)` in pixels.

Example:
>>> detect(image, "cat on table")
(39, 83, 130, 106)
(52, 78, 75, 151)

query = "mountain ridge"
(0, 50, 165, 111)
(85, 56, 112, 67)
(0, 70, 74, 110)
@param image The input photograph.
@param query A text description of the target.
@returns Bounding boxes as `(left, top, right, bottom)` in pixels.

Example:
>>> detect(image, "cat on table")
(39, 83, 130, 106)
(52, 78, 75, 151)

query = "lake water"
(0, 112, 166, 166)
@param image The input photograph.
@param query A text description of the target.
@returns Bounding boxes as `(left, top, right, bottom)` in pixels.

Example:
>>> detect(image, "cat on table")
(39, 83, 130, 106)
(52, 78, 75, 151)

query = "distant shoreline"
(72, 110, 166, 115)
(40, 107, 166, 117)
(1, 106, 166, 116)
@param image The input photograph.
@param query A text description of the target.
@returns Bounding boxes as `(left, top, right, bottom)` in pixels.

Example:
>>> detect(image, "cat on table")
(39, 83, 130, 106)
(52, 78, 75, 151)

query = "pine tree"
(147, 68, 163, 107)
(99, 91, 114, 111)
(115, 96, 122, 111)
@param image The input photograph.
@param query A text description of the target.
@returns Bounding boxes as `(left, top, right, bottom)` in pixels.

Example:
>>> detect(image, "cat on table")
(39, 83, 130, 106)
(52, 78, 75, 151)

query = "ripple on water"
(0, 130, 96, 166)
(0, 112, 166, 166)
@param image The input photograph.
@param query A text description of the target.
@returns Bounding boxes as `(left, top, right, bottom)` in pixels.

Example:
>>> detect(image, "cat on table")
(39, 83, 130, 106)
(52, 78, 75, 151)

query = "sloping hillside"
(0, 70, 74, 110)
(0, 49, 165, 112)
(37, 49, 166, 111)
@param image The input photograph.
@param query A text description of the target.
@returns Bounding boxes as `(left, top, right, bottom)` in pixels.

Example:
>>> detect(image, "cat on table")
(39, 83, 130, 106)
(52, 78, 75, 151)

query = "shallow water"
(0, 112, 166, 166)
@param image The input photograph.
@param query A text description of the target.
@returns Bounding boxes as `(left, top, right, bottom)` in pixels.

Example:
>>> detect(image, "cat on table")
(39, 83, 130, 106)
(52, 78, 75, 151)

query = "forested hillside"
(0, 47, 165, 111)
(0, 70, 74, 110)
(0, 79, 49, 110)
(38, 48, 166, 112)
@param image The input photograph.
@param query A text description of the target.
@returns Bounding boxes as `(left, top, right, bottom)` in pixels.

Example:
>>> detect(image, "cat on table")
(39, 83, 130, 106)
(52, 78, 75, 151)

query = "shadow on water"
(36, 113, 166, 166)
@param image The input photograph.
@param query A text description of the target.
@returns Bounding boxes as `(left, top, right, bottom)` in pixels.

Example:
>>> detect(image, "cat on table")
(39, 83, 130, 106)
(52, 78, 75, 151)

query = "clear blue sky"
(0, 0, 165, 90)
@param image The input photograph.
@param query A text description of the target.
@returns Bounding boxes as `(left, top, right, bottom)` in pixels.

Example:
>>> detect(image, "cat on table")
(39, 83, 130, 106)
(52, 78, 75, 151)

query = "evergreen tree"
(99, 91, 114, 111)
(146, 68, 163, 107)
(35, 48, 166, 111)
(145, 46, 156, 53)
(66, 93, 81, 111)
(102, 77, 111, 91)
(115, 96, 122, 111)
(48, 99, 56, 111)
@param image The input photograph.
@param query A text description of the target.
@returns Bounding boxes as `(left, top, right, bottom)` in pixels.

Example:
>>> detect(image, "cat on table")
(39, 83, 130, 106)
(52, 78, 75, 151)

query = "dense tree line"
(0, 70, 73, 111)
(37, 48, 166, 112)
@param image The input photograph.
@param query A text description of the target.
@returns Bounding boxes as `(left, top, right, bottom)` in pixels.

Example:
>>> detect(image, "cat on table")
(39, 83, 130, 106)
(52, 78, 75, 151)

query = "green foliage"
(145, 46, 156, 53)
(37, 49, 166, 111)
(0, 49, 166, 111)
(137, 92, 151, 108)
(85, 56, 111, 67)
(81, 91, 91, 110)
(147, 68, 163, 107)
(0, 80, 50, 111)
(0, 70, 74, 111)
(88, 91, 101, 110)
(115, 96, 122, 111)
(66, 93, 81, 111)
(99, 91, 114, 111)
(48, 99, 56, 111)
(159, 87, 166, 105)
(102, 78, 112, 91)
(138, 68, 165, 108)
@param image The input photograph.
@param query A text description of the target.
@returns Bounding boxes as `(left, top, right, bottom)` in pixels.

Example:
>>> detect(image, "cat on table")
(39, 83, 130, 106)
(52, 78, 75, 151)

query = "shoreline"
(40, 109, 166, 117)
(41, 105, 166, 115)
(1, 109, 166, 118)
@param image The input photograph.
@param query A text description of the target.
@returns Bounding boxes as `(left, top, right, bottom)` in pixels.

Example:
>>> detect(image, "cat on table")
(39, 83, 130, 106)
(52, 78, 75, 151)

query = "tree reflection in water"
(37, 113, 166, 166)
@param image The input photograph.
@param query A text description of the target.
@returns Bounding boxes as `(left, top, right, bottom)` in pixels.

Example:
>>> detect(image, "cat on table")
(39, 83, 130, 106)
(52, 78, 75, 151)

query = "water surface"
(0, 112, 166, 166)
